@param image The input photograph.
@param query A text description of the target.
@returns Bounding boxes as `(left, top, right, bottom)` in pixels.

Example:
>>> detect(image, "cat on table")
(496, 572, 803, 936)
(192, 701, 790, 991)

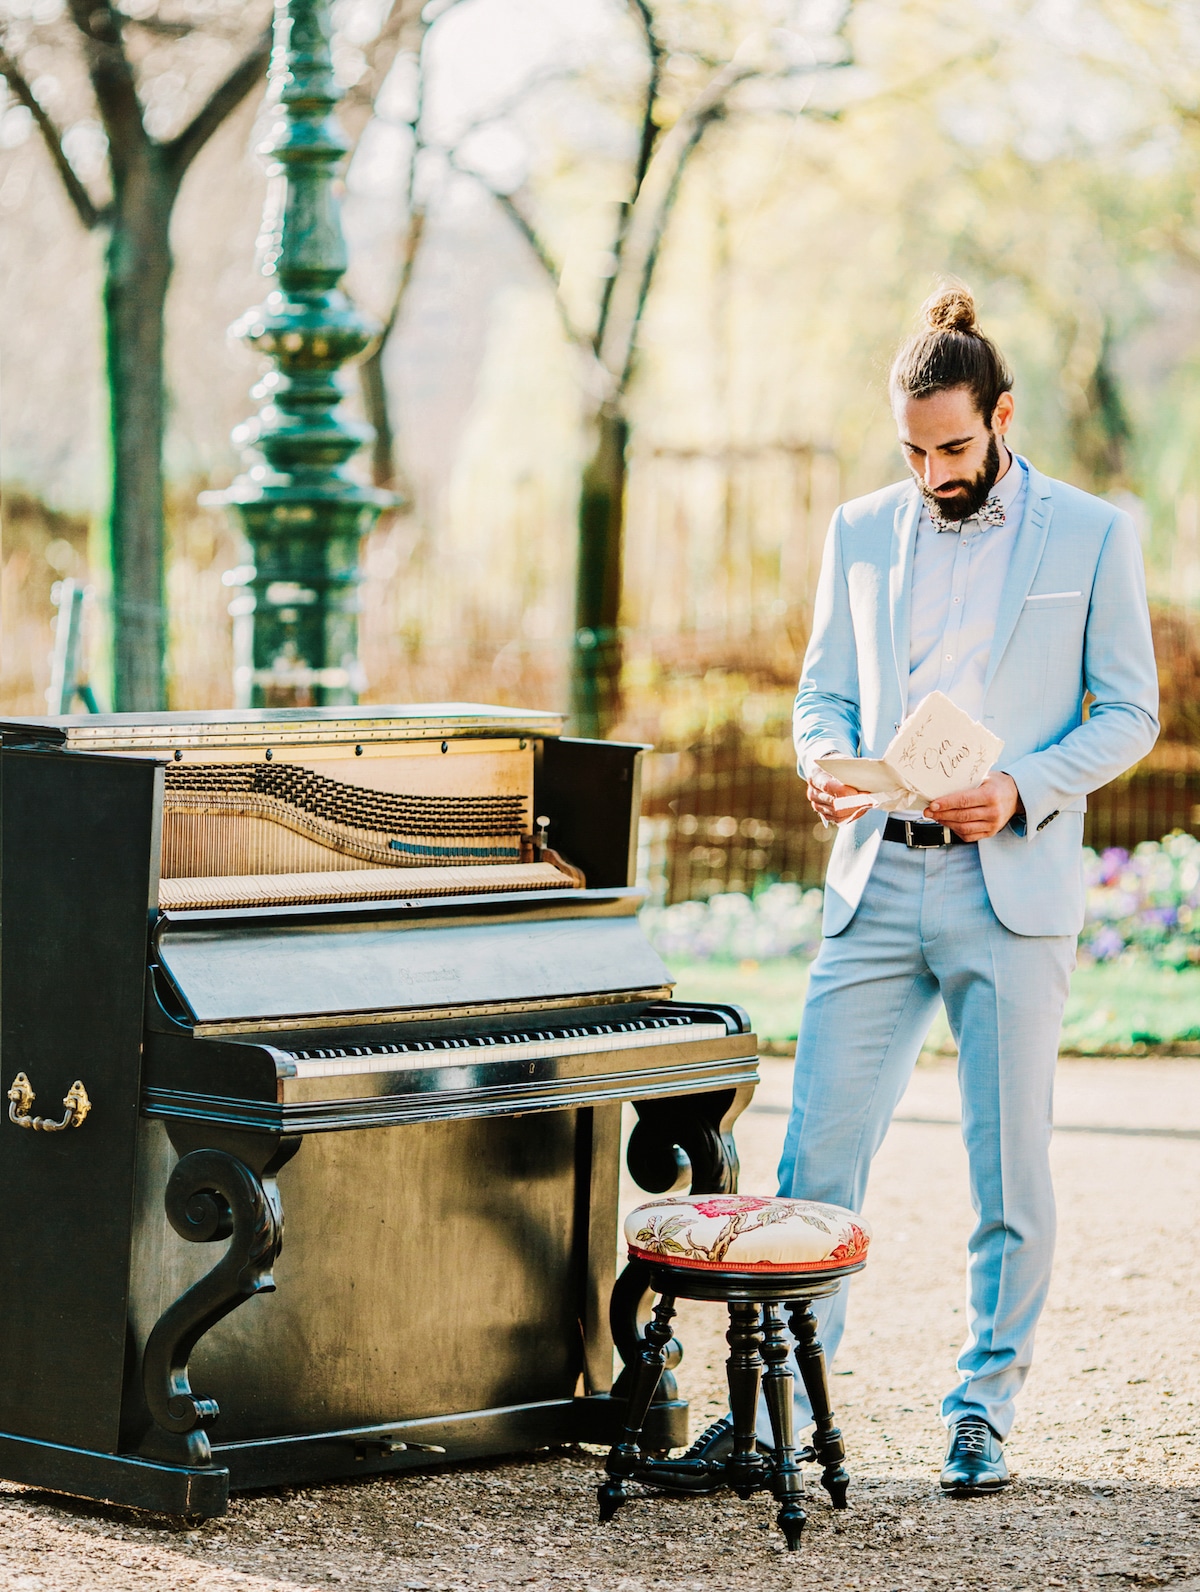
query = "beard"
(917, 432, 1002, 523)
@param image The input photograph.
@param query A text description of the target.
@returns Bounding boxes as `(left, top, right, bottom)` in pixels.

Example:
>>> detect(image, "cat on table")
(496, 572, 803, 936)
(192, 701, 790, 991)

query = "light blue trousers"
(773, 839, 1074, 1441)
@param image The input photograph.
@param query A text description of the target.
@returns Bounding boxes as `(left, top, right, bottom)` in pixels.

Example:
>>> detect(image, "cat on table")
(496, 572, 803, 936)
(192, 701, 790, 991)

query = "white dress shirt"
(908, 451, 1027, 717)
(897, 450, 1027, 817)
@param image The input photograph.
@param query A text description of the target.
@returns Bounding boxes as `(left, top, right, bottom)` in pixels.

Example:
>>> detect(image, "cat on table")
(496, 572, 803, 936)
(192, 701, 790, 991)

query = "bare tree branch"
(619, 107, 726, 391)
(342, 0, 470, 139)
(352, 0, 444, 489)
(360, 206, 426, 489)
(164, 28, 272, 187)
(595, 0, 663, 350)
(628, 1, 666, 190)
(599, 57, 755, 391)
(449, 154, 587, 352)
(125, 15, 195, 38)
(0, 41, 101, 227)
(65, 0, 147, 180)
(492, 185, 564, 290)
(341, 0, 411, 137)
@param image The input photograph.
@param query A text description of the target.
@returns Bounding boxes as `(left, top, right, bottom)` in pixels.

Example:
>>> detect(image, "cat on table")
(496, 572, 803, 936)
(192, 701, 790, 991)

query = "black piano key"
(286, 1007, 707, 1063)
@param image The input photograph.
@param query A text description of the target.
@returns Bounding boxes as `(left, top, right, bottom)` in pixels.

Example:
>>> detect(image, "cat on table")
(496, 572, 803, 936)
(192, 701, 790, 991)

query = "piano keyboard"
(280, 1013, 731, 1078)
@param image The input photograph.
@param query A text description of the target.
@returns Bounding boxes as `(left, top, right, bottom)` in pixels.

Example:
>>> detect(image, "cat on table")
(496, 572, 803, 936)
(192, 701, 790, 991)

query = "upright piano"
(0, 706, 757, 1517)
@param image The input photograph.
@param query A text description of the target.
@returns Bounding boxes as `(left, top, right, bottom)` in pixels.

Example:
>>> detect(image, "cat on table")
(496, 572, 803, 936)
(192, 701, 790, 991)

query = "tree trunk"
(104, 155, 173, 711)
(358, 209, 424, 496)
(360, 341, 396, 491)
(570, 406, 627, 738)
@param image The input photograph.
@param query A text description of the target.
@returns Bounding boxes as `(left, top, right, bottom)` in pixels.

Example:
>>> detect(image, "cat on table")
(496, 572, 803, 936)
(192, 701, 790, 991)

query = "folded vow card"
(818, 692, 1005, 814)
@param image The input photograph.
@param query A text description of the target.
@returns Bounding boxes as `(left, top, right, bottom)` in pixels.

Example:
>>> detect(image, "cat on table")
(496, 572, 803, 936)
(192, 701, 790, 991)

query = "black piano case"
(0, 708, 757, 1517)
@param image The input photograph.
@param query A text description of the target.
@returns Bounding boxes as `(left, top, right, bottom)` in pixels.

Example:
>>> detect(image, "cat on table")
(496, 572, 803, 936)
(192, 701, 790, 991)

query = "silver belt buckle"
(904, 820, 953, 848)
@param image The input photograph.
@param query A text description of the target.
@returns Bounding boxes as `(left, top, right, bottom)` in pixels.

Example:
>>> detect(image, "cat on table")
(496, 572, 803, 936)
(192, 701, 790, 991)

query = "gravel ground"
(3, 1057, 1200, 1592)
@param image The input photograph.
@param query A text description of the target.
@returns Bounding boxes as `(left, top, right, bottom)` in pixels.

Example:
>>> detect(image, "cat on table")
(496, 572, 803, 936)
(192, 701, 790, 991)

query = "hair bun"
(922, 287, 977, 335)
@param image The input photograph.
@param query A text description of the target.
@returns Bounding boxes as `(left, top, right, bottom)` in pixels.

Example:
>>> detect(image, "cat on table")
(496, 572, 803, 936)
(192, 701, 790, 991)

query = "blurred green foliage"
(670, 955, 1200, 1055)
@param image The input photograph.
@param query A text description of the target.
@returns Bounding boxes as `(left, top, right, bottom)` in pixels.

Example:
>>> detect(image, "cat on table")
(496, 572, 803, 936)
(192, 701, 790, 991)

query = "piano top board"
(0, 703, 564, 752)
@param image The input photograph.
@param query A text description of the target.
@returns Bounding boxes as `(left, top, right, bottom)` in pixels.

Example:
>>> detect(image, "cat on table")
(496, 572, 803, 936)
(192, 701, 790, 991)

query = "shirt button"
(945, 654, 952, 661)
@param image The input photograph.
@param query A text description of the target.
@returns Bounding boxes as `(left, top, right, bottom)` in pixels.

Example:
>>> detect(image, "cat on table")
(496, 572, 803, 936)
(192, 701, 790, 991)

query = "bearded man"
(657, 286, 1158, 1496)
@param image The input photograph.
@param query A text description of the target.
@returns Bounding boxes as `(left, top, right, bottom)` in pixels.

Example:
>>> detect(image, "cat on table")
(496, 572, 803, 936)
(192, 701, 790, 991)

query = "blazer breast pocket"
(1022, 591, 1085, 612)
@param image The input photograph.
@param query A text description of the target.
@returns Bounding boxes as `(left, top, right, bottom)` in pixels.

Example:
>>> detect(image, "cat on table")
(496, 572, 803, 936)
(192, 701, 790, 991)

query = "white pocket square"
(1025, 590, 1082, 601)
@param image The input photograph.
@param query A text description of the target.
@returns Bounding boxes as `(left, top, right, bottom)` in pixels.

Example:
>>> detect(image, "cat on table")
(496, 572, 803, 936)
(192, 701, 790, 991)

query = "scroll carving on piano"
(140, 1149, 284, 1467)
(610, 1090, 747, 1402)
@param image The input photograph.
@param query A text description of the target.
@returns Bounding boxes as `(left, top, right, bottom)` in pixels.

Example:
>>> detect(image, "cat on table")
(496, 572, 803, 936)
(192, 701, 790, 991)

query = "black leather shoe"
(639, 1415, 783, 1495)
(940, 1416, 1010, 1495)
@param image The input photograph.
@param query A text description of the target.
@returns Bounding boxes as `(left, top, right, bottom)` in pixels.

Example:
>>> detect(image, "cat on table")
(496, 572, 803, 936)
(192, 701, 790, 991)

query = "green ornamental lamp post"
(207, 0, 392, 708)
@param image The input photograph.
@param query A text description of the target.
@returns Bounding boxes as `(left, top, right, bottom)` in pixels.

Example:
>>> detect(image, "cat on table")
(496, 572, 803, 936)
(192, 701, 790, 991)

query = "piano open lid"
(0, 702, 564, 752)
(153, 891, 673, 1031)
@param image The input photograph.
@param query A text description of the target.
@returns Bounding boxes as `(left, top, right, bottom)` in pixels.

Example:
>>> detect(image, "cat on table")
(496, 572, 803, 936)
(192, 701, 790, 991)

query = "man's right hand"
(806, 766, 871, 825)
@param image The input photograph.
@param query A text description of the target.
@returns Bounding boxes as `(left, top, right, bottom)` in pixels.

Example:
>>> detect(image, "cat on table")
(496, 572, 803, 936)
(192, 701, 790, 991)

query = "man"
(660, 286, 1159, 1496)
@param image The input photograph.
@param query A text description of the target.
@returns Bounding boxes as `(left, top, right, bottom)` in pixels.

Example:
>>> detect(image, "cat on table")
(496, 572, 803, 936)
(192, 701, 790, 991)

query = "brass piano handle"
(7, 1072, 91, 1131)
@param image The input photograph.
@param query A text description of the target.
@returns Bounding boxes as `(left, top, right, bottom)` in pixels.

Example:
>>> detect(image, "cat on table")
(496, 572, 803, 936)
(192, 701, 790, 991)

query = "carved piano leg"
(625, 1091, 742, 1199)
(611, 1090, 746, 1402)
(139, 1149, 286, 1466)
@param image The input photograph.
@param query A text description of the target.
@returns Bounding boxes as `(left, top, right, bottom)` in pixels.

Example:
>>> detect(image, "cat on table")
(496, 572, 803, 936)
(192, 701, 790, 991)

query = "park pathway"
(0, 1058, 1198, 1591)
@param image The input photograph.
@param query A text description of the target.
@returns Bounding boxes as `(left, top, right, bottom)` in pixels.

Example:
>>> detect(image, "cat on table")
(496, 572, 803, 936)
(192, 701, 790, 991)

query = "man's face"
(893, 385, 1014, 521)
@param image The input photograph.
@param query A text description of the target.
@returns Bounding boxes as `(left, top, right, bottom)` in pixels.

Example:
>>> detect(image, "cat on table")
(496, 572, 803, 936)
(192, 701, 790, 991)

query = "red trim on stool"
(627, 1244, 868, 1275)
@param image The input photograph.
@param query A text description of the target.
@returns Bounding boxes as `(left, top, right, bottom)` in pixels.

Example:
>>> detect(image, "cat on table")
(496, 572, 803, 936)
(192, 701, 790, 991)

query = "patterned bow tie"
(934, 493, 1006, 532)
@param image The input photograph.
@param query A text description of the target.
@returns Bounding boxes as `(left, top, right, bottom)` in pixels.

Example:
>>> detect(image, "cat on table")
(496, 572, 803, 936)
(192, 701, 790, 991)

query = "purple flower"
(1099, 848, 1129, 884)
(1088, 926, 1126, 961)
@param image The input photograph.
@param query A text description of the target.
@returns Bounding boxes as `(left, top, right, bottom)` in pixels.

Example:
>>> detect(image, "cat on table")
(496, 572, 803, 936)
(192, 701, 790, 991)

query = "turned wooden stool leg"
(760, 1302, 806, 1549)
(725, 1301, 768, 1500)
(788, 1298, 849, 1509)
(599, 1294, 677, 1523)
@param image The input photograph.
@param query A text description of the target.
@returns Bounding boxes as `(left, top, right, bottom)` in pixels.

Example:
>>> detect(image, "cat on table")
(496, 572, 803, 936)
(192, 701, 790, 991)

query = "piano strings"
(158, 754, 583, 909)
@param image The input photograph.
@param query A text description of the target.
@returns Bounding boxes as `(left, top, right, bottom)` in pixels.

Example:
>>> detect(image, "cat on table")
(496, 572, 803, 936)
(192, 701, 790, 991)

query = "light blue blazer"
(793, 459, 1159, 938)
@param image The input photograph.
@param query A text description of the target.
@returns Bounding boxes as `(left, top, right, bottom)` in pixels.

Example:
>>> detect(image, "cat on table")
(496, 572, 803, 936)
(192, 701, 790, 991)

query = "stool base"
(598, 1265, 856, 1551)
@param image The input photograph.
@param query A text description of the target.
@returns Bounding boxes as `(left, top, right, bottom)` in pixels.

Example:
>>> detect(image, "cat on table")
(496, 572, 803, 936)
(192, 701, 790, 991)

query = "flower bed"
(1081, 834, 1200, 968)
(642, 837, 1200, 971)
(642, 838, 1200, 1054)
(641, 881, 824, 965)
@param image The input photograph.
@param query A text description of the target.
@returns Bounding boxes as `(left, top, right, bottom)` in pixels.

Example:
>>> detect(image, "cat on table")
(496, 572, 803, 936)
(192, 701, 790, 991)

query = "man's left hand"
(926, 773, 1022, 841)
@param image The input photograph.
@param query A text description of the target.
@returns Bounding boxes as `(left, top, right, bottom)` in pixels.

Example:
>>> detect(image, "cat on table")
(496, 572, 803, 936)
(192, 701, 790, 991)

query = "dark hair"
(889, 286, 1013, 423)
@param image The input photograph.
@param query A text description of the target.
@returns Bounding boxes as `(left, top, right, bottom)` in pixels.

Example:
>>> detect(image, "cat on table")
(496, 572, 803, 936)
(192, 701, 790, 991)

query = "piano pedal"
(352, 1437, 446, 1460)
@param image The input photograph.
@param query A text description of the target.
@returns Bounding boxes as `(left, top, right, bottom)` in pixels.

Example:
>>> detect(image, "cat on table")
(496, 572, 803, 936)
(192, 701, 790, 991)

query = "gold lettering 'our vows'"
(818, 692, 1005, 814)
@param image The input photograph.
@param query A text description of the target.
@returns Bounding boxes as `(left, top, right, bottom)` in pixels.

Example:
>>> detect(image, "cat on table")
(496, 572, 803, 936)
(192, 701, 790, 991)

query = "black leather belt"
(883, 817, 970, 849)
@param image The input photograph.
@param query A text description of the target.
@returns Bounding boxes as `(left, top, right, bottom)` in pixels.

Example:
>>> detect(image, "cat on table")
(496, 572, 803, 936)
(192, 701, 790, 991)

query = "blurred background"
(3, 0, 1200, 933)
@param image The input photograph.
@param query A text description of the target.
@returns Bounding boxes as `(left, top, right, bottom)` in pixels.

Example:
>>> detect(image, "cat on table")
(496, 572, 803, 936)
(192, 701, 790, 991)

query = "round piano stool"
(597, 1193, 871, 1551)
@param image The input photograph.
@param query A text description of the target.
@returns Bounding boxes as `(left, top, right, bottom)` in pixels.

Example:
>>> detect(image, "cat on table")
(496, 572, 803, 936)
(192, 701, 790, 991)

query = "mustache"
(917, 433, 1002, 522)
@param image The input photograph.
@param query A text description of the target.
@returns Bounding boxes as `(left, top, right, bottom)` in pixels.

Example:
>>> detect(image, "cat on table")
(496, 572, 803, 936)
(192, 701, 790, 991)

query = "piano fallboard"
(151, 888, 669, 1033)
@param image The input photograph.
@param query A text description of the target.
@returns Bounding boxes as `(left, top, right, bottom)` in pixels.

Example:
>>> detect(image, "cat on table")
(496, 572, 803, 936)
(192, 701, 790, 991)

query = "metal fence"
(638, 746, 1200, 906)
(626, 607, 1200, 904)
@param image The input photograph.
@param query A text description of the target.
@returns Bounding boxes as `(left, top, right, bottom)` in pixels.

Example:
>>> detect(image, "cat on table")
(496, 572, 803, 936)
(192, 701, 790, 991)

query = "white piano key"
(285, 1021, 731, 1078)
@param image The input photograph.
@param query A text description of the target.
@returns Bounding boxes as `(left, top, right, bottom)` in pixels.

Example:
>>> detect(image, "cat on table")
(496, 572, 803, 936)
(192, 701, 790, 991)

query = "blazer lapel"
(983, 458, 1053, 693)
(889, 488, 921, 718)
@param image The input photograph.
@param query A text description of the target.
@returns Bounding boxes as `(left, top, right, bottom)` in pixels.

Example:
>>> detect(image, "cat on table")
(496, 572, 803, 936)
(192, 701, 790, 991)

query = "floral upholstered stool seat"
(597, 1193, 871, 1551)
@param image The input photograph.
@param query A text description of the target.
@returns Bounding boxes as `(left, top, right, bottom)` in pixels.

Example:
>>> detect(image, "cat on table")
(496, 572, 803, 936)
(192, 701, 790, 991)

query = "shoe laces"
(951, 1419, 992, 1457)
